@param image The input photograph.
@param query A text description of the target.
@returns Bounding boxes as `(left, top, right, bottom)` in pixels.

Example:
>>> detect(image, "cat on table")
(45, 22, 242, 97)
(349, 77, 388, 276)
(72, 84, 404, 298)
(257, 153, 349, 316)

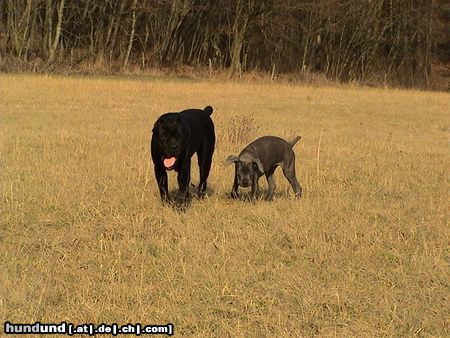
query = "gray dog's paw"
(230, 191, 240, 199)
(264, 194, 274, 201)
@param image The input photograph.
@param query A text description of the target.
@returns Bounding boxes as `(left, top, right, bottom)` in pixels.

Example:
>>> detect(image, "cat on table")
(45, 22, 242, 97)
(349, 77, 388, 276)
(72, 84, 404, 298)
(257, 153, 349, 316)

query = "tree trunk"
(109, 0, 126, 65)
(48, 0, 65, 64)
(229, 1, 248, 77)
(44, 0, 52, 55)
(123, 0, 137, 69)
(24, 2, 37, 61)
(424, 0, 433, 86)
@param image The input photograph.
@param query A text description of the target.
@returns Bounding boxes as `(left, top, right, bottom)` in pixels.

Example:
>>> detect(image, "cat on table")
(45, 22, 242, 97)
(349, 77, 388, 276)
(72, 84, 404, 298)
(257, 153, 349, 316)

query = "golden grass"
(0, 74, 448, 337)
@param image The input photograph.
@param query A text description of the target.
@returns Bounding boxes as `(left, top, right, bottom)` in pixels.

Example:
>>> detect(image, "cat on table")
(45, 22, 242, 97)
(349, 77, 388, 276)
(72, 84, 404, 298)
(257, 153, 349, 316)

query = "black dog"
(151, 106, 215, 205)
(225, 136, 302, 201)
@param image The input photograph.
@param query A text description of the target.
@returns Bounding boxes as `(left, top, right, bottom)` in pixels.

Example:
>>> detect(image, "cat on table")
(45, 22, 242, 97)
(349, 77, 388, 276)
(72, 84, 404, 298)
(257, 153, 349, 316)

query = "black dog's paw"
(175, 190, 191, 206)
(173, 201, 189, 212)
(161, 195, 172, 204)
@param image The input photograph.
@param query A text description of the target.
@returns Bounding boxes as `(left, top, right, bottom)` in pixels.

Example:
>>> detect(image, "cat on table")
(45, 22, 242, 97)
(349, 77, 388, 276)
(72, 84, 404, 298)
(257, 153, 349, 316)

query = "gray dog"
(225, 136, 302, 201)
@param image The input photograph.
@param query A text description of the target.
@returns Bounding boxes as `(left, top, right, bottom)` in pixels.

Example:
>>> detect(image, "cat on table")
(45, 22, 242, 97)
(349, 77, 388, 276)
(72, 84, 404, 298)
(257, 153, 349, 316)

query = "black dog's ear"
(204, 106, 213, 115)
(152, 120, 160, 132)
(225, 155, 239, 166)
(252, 159, 264, 173)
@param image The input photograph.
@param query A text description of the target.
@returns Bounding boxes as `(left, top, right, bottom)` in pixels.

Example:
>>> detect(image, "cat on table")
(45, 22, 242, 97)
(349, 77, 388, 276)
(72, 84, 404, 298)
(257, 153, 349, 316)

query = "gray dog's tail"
(204, 106, 213, 115)
(289, 135, 301, 147)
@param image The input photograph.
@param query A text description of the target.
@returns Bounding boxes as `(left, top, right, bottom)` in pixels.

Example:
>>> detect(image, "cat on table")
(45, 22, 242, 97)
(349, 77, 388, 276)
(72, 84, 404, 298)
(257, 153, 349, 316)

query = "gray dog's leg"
(251, 174, 260, 201)
(282, 158, 302, 198)
(265, 166, 277, 201)
(282, 166, 302, 197)
(231, 176, 239, 199)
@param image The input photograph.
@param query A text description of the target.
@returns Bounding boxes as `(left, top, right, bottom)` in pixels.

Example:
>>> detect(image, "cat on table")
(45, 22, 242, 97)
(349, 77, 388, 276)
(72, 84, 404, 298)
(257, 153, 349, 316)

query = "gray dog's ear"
(252, 159, 264, 173)
(225, 155, 239, 165)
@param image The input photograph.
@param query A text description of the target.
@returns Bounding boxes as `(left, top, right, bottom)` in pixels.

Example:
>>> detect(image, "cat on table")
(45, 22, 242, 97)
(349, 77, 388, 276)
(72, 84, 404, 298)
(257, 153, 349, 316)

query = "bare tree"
(123, 0, 137, 68)
(48, 0, 65, 64)
(0, 0, 445, 88)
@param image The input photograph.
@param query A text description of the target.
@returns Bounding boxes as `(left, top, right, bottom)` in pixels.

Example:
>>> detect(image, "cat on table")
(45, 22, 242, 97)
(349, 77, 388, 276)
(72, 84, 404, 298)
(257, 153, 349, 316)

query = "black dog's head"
(152, 115, 185, 170)
(225, 155, 263, 187)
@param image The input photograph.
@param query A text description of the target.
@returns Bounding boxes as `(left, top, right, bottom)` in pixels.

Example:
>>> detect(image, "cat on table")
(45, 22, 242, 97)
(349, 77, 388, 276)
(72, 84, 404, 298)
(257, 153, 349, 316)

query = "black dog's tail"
(289, 135, 301, 147)
(204, 106, 213, 116)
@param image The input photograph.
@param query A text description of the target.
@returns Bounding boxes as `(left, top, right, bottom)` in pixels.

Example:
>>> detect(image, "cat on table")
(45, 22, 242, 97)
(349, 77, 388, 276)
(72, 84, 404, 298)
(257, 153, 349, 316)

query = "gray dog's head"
(153, 115, 185, 170)
(225, 155, 264, 187)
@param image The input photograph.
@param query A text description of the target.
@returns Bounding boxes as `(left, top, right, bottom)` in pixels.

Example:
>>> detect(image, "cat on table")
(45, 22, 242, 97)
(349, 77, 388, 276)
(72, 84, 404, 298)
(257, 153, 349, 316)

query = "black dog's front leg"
(176, 159, 191, 205)
(154, 165, 169, 202)
(231, 176, 239, 199)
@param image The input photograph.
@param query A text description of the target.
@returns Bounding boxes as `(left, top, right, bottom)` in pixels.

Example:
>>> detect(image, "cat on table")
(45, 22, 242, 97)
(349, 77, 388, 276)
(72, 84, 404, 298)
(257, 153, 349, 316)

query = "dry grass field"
(0, 74, 448, 337)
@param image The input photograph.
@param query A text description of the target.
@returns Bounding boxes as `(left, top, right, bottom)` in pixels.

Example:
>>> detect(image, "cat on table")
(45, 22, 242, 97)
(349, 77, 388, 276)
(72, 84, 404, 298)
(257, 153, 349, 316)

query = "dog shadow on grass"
(165, 184, 215, 211)
(163, 186, 295, 211)
(222, 190, 289, 203)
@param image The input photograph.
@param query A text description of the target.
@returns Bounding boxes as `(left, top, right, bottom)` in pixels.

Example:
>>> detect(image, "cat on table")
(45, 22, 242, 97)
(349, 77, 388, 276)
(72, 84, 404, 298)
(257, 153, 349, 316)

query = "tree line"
(0, 0, 448, 88)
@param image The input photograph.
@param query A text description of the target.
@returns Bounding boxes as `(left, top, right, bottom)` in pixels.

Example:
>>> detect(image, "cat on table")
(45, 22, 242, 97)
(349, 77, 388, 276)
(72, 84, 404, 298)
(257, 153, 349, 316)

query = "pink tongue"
(164, 157, 176, 168)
